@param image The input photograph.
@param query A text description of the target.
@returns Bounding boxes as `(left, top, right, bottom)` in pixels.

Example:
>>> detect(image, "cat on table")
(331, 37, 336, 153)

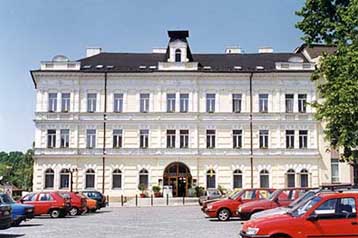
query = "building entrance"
(163, 162, 192, 197)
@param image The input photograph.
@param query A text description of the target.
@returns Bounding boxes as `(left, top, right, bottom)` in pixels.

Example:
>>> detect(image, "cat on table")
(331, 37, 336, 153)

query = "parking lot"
(1, 206, 241, 238)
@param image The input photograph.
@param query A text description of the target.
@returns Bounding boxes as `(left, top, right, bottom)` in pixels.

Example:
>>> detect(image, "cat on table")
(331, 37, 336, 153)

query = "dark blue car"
(0, 193, 34, 226)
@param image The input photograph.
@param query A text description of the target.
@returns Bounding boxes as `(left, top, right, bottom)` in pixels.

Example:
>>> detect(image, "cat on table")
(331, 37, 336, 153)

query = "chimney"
(258, 47, 273, 53)
(225, 47, 242, 54)
(86, 47, 102, 57)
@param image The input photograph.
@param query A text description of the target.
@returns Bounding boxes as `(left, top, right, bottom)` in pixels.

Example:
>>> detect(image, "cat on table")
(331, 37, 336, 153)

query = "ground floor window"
(112, 169, 122, 189)
(44, 168, 54, 189)
(139, 169, 149, 189)
(60, 168, 70, 189)
(233, 169, 242, 189)
(331, 159, 339, 183)
(286, 169, 295, 188)
(206, 169, 216, 189)
(260, 169, 269, 188)
(85, 169, 95, 189)
(300, 169, 309, 187)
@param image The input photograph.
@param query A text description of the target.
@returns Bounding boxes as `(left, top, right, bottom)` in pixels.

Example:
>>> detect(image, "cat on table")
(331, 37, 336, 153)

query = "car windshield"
(269, 190, 281, 200)
(289, 196, 321, 217)
(229, 190, 244, 200)
(0, 194, 15, 204)
(288, 191, 316, 208)
(84, 192, 101, 198)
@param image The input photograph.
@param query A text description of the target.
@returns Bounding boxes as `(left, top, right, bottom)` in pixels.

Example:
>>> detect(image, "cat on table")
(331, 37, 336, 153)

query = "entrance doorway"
(163, 162, 192, 197)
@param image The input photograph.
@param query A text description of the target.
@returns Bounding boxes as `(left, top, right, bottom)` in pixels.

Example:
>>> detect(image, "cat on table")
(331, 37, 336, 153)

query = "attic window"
(139, 65, 147, 69)
(256, 66, 264, 70)
(83, 65, 92, 69)
(106, 65, 114, 69)
(149, 65, 157, 69)
(203, 66, 212, 70)
(175, 49, 181, 62)
(96, 65, 104, 69)
(234, 66, 242, 70)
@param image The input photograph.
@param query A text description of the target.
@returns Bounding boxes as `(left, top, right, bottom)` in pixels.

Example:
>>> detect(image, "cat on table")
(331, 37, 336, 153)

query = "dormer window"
(175, 49, 182, 62)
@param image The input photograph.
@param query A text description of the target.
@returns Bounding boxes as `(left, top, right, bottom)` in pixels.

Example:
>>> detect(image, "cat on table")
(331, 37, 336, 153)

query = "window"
(61, 93, 70, 112)
(286, 169, 295, 188)
(22, 193, 36, 202)
(179, 94, 189, 112)
(140, 129, 149, 148)
(38, 193, 53, 201)
(233, 130, 242, 149)
(286, 130, 295, 149)
(260, 169, 270, 188)
(206, 94, 216, 113)
(87, 93, 97, 112)
(298, 94, 307, 113)
(299, 130, 308, 149)
(48, 93, 57, 112)
(113, 93, 123, 113)
(140, 93, 150, 113)
(233, 169, 243, 189)
(112, 169, 122, 189)
(166, 130, 176, 148)
(139, 169, 149, 189)
(47, 129, 56, 148)
(259, 94, 268, 113)
(206, 130, 216, 148)
(60, 129, 69, 148)
(85, 169, 95, 189)
(259, 130, 269, 149)
(113, 129, 123, 148)
(60, 169, 70, 189)
(44, 168, 54, 189)
(300, 169, 309, 188)
(86, 129, 96, 149)
(232, 94, 242, 113)
(167, 94, 176, 112)
(285, 94, 294, 113)
(331, 159, 340, 183)
(180, 130, 189, 148)
(175, 49, 181, 62)
(313, 198, 356, 219)
(206, 169, 216, 189)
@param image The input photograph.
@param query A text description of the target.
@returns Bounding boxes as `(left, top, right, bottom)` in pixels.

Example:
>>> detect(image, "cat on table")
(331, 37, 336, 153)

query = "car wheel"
(12, 219, 22, 227)
(69, 207, 79, 216)
(50, 209, 61, 218)
(217, 209, 231, 221)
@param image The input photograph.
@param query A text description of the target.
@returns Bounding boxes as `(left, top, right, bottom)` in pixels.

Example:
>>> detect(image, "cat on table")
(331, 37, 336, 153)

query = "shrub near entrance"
(138, 184, 147, 198)
(152, 185, 162, 197)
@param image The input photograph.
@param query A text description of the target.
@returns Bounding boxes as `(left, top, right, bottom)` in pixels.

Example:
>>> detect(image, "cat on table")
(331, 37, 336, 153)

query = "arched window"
(206, 169, 216, 189)
(139, 169, 149, 189)
(286, 169, 295, 188)
(85, 169, 95, 189)
(175, 49, 181, 62)
(300, 169, 309, 188)
(112, 169, 122, 189)
(44, 168, 54, 189)
(260, 169, 270, 188)
(233, 169, 243, 189)
(60, 168, 70, 189)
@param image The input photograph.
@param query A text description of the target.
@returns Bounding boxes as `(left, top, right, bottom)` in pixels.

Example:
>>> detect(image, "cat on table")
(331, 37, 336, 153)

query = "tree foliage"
(0, 150, 33, 191)
(296, 0, 358, 166)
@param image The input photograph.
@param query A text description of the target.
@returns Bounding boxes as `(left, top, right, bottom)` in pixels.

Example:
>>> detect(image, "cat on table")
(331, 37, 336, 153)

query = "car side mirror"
(307, 214, 318, 222)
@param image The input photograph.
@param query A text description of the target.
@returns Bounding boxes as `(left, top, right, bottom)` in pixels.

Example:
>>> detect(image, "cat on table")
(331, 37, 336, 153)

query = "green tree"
(296, 0, 358, 185)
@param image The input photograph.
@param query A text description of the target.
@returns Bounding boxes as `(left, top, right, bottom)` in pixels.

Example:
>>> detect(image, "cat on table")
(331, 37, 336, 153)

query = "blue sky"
(0, 0, 305, 152)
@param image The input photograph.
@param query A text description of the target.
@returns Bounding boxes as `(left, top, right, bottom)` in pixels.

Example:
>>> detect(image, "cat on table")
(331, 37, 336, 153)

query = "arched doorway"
(163, 162, 192, 197)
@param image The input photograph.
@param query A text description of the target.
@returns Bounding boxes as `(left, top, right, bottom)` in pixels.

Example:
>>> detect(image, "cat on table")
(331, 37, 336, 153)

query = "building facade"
(31, 31, 352, 197)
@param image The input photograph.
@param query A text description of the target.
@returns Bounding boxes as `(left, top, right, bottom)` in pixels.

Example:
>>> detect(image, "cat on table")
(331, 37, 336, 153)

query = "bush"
(138, 183, 146, 193)
(195, 186, 205, 197)
(152, 185, 161, 193)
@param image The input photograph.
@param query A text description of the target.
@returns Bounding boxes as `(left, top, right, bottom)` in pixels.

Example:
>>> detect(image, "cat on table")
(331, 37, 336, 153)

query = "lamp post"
(70, 168, 78, 192)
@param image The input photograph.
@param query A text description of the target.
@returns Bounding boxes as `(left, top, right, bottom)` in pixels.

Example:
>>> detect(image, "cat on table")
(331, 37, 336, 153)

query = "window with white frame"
(180, 93, 189, 112)
(113, 93, 123, 113)
(259, 130, 269, 149)
(206, 94, 216, 113)
(299, 130, 308, 149)
(233, 130, 242, 149)
(166, 130, 176, 148)
(285, 94, 294, 113)
(232, 94, 242, 113)
(286, 169, 295, 188)
(60, 129, 69, 148)
(259, 94, 268, 113)
(112, 169, 122, 189)
(139, 169, 149, 189)
(233, 169, 243, 189)
(286, 130, 295, 149)
(47, 129, 56, 148)
(206, 169, 216, 189)
(260, 169, 270, 188)
(59, 168, 70, 189)
(113, 129, 122, 148)
(44, 168, 54, 189)
(139, 129, 149, 148)
(167, 93, 176, 112)
(87, 93, 97, 112)
(48, 93, 57, 112)
(61, 93, 70, 112)
(86, 129, 96, 149)
(175, 49, 181, 62)
(140, 93, 150, 113)
(300, 169, 309, 187)
(85, 169, 95, 189)
(180, 130, 189, 148)
(331, 159, 339, 183)
(298, 94, 307, 113)
(206, 130, 216, 148)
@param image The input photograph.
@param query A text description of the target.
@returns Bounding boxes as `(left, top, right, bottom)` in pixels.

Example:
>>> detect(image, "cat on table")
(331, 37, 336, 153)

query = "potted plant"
(138, 183, 147, 198)
(152, 185, 162, 197)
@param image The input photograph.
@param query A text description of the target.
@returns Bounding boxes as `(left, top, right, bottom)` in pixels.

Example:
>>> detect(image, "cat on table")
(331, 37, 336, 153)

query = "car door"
(305, 197, 358, 238)
(36, 193, 53, 214)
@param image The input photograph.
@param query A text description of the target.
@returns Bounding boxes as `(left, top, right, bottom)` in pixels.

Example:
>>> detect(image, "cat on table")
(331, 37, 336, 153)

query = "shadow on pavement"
(0, 234, 24, 237)
(13, 224, 43, 228)
(208, 218, 242, 222)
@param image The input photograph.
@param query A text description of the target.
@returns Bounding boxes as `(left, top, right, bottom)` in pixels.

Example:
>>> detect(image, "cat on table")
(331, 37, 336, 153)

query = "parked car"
(199, 188, 223, 206)
(201, 189, 240, 212)
(240, 192, 358, 238)
(0, 193, 34, 226)
(19, 192, 71, 218)
(0, 204, 12, 230)
(204, 188, 274, 221)
(237, 188, 309, 220)
(81, 191, 106, 209)
(59, 191, 87, 216)
(75, 192, 98, 212)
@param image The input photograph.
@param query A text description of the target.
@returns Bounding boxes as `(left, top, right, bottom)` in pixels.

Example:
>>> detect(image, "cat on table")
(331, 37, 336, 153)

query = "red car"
(59, 191, 87, 216)
(237, 188, 309, 220)
(240, 192, 358, 238)
(19, 192, 71, 218)
(204, 188, 275, 221)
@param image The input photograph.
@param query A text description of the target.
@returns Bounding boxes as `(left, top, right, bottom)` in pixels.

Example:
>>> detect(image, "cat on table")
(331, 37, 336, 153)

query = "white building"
(31, 30, 352, 198)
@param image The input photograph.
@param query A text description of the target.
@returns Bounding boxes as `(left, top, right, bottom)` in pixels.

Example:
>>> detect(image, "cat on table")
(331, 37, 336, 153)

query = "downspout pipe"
(102, 72, 107, 194)
(249, 72, 254, 188)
